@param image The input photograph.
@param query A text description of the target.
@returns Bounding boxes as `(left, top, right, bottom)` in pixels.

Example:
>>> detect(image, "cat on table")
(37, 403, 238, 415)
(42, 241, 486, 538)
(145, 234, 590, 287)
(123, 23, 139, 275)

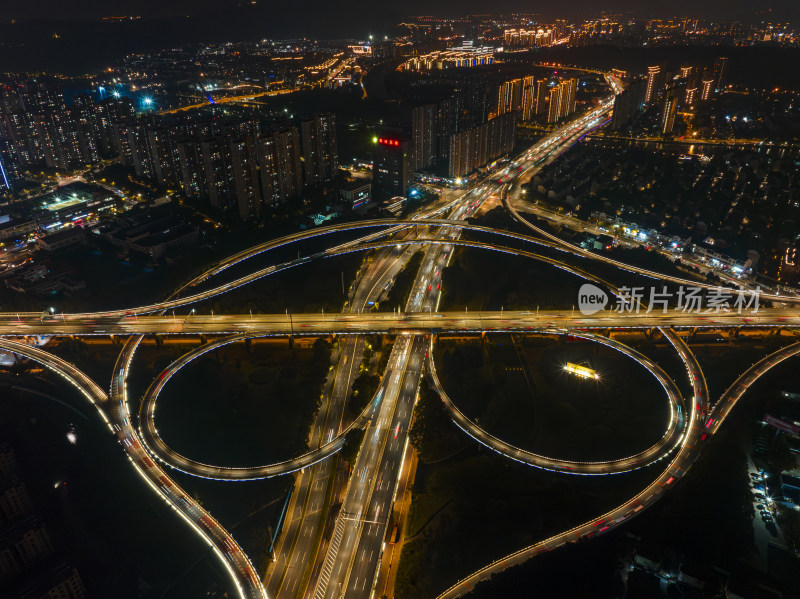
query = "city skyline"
(1, 0, 799, 22)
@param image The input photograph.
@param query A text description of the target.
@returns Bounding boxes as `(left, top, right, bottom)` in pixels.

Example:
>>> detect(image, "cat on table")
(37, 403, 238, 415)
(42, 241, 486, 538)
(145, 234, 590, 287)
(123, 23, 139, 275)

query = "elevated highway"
(2, 307, 797, 336)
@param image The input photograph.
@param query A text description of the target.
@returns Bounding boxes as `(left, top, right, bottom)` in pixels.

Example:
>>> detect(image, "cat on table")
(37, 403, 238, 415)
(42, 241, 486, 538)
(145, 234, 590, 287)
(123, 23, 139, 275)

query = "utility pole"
(287, 310, 295, 341)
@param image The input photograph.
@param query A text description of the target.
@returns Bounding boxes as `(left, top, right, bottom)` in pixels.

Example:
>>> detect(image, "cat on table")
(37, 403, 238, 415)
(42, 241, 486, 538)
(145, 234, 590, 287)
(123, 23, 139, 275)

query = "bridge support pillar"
(245, 338, 252, 354)
(732, 328, 740, 338)
(199, 334, 208, 346)
(690, 327, 698, 342)
(153, 334, 163, 347)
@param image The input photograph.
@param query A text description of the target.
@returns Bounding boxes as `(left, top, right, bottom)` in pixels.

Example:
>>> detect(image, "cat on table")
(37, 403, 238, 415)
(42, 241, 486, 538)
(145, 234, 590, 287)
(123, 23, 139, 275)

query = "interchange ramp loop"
(138, 333, 383, 480)
(427, 330, 685, 475)
(435, 328, 709, 599)
(0, 338, 267, 599)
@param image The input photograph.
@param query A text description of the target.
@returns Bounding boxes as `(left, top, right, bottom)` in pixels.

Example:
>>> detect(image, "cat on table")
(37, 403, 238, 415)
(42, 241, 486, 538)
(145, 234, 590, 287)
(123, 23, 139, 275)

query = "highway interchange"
(2, 72, 800, 599)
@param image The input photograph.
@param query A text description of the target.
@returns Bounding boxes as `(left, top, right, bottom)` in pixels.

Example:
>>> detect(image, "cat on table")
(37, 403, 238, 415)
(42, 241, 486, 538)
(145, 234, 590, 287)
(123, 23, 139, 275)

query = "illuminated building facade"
(645, 65, 664, 103)
(373, 131, 413, 198)
(660, 87, 681, 134)
(447, 112, 516, 178)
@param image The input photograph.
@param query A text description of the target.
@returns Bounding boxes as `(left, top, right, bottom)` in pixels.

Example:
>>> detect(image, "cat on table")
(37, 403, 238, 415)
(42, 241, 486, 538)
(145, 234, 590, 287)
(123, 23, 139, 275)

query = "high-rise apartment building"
(645, 65, 663, 103)
(547, 85, 564, 124)
(521, 77, 537, 121)
(412, 104, 437, 170)
(611, 79, 647, 130)
(175, 135, 262, 218)
(258, 128, 304, 206)
(684, 69, 701, 107)
(560, 78, 578, 118)
(0, 83, 134, 174)
(229, 137, 261, 219)
(535, 79, 549, 116)
(496, 76, 536, 121)
(448, 112, 517, 178)
(373, 130, 413, 198)
(661, 87, 681, 135)
(0, 139, 20, 193)
(496, 78, 523, 116)
(114, 112, 313, 216)
(713, 56, 728, 92)
(701, 77, 715, 101)
(118, 120, 157, 181)
(300, 113, 338, 186)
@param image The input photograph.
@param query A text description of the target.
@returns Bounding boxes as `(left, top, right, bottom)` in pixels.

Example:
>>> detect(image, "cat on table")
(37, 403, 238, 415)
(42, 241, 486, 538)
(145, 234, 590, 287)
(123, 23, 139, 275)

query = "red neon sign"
(378, 138, 400, 147)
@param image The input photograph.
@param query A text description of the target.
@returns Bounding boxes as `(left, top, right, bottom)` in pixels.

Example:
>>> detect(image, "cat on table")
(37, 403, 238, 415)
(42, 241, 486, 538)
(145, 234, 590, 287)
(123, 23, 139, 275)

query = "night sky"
(0, 0, 797, 73)
(1, 0, 798, 22)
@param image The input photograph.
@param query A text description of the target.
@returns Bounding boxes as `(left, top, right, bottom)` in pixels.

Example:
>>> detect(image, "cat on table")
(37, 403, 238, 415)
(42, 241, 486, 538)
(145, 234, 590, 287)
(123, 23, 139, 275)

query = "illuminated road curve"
(1, 205, 799, 326)
(427, 330, 686, 475)
(2, 307, 798, 336)
(436, 327, 711, 599)
(138, 333, 382, 481)
(708, 340, 800, 434)
(0, 338, 267, 599)
(0, 216, 598, 322)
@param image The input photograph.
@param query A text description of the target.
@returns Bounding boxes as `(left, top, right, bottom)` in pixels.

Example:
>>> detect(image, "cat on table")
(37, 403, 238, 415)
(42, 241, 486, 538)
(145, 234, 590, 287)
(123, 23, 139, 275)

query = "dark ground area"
(0, 373, 236, 598)
(155, 338, 331, 466)
(435, 334, 669, 461)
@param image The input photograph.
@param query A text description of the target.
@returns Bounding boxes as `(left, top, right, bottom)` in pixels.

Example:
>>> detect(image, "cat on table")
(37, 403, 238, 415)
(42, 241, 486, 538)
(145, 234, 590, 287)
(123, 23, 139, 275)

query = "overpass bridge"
(0, 308, 797, 337)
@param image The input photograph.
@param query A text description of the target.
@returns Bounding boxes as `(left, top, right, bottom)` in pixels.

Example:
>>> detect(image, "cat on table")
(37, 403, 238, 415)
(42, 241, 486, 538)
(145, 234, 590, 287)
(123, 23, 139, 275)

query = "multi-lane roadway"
(2, 307, 797, 336)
